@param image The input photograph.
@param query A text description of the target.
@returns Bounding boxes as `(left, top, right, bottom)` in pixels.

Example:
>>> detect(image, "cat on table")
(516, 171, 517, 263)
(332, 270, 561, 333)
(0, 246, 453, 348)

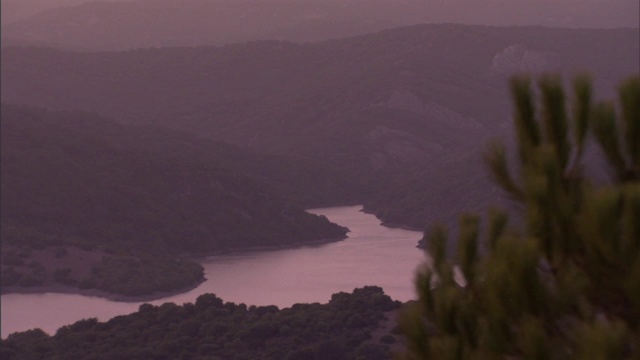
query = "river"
(1, 205, 428, 337)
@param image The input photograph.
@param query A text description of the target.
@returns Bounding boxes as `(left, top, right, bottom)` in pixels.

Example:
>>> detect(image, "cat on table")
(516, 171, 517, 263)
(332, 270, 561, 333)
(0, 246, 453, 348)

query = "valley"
(1, 3, 638, 357)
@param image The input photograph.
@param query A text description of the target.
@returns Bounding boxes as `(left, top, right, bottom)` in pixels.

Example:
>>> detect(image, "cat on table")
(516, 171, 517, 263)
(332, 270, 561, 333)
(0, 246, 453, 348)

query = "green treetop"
(400, 73, 640, 360)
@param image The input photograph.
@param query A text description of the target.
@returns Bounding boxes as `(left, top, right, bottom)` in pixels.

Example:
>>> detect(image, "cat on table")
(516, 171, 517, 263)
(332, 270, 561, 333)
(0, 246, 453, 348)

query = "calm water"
(1, 205, 428, 337)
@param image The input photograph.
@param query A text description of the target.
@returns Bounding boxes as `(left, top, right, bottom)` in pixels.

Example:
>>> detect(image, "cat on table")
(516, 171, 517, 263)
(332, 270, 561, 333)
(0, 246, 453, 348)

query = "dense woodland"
(1, 105, 347, 296)
(0, 286, 401, 360)
(2, 106, 345, 252)
(3, 24, 637, 232)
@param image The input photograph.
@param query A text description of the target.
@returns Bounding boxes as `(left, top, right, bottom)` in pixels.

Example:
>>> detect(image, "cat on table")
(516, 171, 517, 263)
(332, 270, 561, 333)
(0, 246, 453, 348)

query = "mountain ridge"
(3, 23, 637, 231)
(2, 0, 637, 50)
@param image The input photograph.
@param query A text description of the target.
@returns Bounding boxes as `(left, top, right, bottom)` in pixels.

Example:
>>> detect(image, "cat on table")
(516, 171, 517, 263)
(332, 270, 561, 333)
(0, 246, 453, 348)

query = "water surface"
(1, 205, 427, 337)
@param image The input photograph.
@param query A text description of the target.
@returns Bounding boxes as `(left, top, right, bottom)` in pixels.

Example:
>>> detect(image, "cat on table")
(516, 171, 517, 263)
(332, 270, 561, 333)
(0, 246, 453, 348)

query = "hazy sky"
(2, 0, 639, 26)
(2, 0, 90, 23)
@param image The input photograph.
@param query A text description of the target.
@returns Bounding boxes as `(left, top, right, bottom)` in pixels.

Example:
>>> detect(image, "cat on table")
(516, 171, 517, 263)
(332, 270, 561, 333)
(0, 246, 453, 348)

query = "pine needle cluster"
(400, 74, 640, 359)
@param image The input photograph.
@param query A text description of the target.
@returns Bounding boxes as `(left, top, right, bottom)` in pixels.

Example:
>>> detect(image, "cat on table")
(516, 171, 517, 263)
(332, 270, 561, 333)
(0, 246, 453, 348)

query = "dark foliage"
(0, 286, 401, 360)
(1, 104, 347, 295)
(401, 75, 640, 358)
(1, 105, 347, 254)
(88, 255, 204, 296)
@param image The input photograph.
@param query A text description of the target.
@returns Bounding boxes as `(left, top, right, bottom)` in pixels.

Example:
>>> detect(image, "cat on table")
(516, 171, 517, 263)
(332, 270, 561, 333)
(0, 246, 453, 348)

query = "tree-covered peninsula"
(1, 105, 347, 298)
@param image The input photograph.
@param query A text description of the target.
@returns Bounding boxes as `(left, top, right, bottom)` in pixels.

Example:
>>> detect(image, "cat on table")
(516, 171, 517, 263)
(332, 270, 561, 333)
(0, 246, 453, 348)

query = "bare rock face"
(491, 44, 552, 74)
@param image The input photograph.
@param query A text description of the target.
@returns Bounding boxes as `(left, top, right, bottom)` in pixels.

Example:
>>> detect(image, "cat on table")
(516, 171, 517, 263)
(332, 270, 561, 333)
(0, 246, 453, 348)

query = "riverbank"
(2, 205, 425, 337)
(2, 286, 406, 359)
(1, 234, 348, 302)
(1, 278, 207, 303)
(360, 206, 424, 232)
(194, 234, 349, 257)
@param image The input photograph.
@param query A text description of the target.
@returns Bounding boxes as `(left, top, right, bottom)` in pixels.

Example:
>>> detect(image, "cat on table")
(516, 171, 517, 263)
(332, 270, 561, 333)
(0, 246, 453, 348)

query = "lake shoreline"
(193, 235, 349, 258)
(2, 205, 424, 337)
(1, 235, 349, 303)
(0, 279, 207, 303)
(359, 206, 424, 232)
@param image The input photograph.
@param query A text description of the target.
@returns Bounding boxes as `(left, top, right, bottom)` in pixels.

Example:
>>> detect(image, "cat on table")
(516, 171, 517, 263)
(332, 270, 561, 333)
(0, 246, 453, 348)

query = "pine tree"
(400, 74, 640, 359)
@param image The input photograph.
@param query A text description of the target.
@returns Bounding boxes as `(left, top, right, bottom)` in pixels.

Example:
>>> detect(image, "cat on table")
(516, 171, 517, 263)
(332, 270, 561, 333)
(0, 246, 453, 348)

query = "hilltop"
(3, 24, 638, 230)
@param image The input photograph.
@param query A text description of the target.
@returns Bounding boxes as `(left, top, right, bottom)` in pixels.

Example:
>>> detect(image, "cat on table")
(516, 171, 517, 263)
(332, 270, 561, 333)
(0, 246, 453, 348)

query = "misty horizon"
(2, 0, 638, 28)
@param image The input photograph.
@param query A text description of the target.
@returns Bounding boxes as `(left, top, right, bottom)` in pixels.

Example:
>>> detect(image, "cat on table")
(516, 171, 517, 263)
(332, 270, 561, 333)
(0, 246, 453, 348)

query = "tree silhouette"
(400, 74, 640, 359)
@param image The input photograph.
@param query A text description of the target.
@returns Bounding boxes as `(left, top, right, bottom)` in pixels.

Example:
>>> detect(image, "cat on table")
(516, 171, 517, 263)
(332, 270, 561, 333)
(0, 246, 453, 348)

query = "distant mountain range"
(2, 0, 638, 50)
(3, 23, 638, 231)
(1, 103, 355, 295)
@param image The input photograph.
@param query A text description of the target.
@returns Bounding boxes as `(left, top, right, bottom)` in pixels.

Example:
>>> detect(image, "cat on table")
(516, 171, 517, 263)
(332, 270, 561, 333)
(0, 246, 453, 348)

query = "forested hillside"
(1, 105, 347, 296)
(0, 287, 401, 360)
(3, 24, 638, 230)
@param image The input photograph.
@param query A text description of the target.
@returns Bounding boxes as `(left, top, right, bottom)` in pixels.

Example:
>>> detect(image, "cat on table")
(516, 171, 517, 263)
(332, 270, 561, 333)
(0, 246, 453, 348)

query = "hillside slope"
(4, 25, 637, 157)
(1, 105, 347, 296)
(1, 287, 401, 359)
(1, 105, 347, 252)
(2, 24, 638, 231)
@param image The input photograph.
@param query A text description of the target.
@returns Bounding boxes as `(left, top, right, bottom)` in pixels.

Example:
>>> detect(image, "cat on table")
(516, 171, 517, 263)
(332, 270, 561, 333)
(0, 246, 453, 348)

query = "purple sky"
(2, 0, 639, 27)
